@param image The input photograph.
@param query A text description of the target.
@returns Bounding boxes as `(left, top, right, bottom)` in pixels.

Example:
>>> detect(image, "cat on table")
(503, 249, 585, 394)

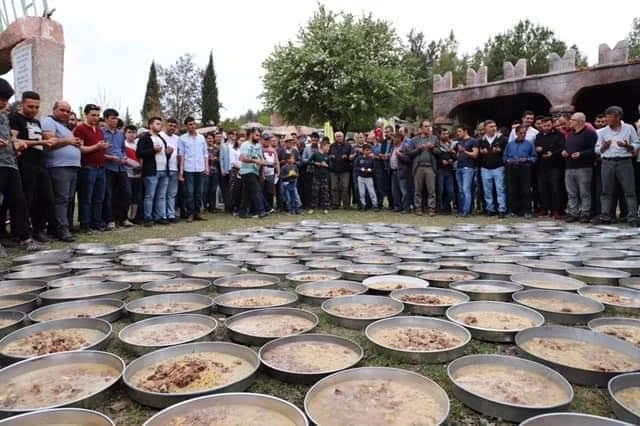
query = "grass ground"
(4, 210, 622, 425)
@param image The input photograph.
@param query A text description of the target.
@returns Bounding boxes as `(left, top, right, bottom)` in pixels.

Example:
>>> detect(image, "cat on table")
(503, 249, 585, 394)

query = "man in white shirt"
(161, 118, 180, 223)
(178, 116, 209, 222)
(508, 110, 539, 143)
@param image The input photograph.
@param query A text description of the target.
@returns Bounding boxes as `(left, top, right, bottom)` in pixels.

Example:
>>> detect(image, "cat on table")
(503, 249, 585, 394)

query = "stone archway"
(448, 93, 552, 128)
(573, 80, 640, 124)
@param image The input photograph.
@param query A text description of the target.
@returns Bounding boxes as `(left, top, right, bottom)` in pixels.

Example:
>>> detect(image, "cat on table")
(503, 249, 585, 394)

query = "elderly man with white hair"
(594, 106, 640, 226)
(328, 131, 353, 209)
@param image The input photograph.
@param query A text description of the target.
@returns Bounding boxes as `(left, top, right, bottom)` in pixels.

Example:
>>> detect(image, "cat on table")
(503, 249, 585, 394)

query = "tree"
(124, 108, 133, 127)
(262, 5, 411, 131)
(141, 61, 162, 124)
(201, 51, 221, 126)
(481, 20, 588, 81)
(158, 53, 203, 126)
(628, 17, 640, 60)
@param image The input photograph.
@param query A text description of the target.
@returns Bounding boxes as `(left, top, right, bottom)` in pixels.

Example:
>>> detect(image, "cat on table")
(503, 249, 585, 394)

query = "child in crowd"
(280, 153, 302, 214)
(354, 144, 379, 211)
(124, 125, 142, 223)
(308, 140, 331, 214)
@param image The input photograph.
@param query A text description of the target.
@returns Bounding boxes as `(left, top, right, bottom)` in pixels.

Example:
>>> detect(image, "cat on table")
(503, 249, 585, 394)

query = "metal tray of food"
(583, 259, 640, 276)
(141, 279, 212, 296)
(608, 372, 640, 424)
(389, 287, 469, 316)
(468, 263, 531, 281)
(365, 316, 470, 364)
(0, 280, 46, 297)
(510, 272, 585, 292)
(122, 342, 259, 408)
(142, 392, 308, 426)
(566, 267, 630, 285)
(0, 294, 39, 314)
(60, 261, 114, 271)
(285, 270, 343, 287)
(321, 295, 404, 330)
(119, 314, 218, 355)
(0, 317, 112, 363)
(619, 277, 640, 291)
(295, 280, 367, 305)
(305, 258, 352, 271)
(39, 282, 131, 305)
(108, 272, 177, 290)
(3, 266, 71, 281)
(516, 260, 572, 275)
(181, 263, 243, 280)
(513, 290, 604, 325)
(304, 367, 450, 426)
(259, 334, 363, 384)
(449, 280, 524, 302)
(0, 408, 115, 426)
(213, 289, 298, 316)
(0, 311, 25, 339)
(28, 298, 124, 323)
(255, 264, 308, 280)
(395, 262, 440, 276)
(12, 250, 71, 265)
(336, 264, 399, 282)
(519, 412, 632, 425)
(75, 267, 129, 280)
(141, 262, 189, 276)
(224, 308, 318, 345)
(246, 257, 297, 269)
(120, 256, 175, 269)
(213, 274, 280, 294)
(362, 275, 429, 295)
(125, 293, 213, 321)
(47, 276, 106, 290)
(588, 317, 640, 347)
(447, 354, 573, 423)
(515, 326, 640, 386)
(417, 269, 479, 288)
(352, 255, 402, 265)
(0, 350, 124, 417)
(578, 285, 640, 316)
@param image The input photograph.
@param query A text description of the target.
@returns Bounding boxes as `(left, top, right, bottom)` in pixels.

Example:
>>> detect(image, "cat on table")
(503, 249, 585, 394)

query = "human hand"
(571, 152, 580, 159)
(166, 145, 174, 155)
(536, 146, 543, 153)
(561, 150, 569, 158)
(154, 144, 163, 153)
(178, 173, 184, 182)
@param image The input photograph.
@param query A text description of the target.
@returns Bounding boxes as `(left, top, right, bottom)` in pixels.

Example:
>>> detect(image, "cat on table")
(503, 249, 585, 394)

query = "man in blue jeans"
(102, 108, 133, 229)
(454, 126, 479, 217)
(478, 120, 508, 218)
(161, 118, 180, 223)
(434, 128, 456, 214)
(178, 117, 209, 222)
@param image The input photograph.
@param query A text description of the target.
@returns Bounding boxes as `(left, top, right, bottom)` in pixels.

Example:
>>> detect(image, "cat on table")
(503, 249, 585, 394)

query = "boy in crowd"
(280, 153, 302, 214)
(308, 139, 331, 214)
(354, 144, 379, 212)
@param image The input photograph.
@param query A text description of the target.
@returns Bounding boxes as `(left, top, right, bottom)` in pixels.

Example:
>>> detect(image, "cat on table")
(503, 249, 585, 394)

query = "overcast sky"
(49, 0, 636, 121)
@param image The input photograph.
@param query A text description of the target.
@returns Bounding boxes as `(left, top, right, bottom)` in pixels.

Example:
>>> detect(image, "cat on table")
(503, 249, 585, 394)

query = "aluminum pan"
(0, 311, 25, 339)
(510, 272, 585, 292)
(336, 264, 399, 282)
(108, 273, 177, 290)
(0, 408, 114, 426)
(295, 280, 367, 305)
(213, 289, 297, 316)
(4, 267, 71, 281)
(362, 275, 428, 295)
(417, 270, 479, 288)
(468, 263, 531, 280)
(285, 270, 343, 287)
(608, 372, 640, 424)
(125, 293, 213, 321)
(588, 317, 640, 346)
(0, 280, 47, 297)
(519, 412, 632, 425)
(389, 287, 470, 316)
(39, 282, 131, 305)
(255, 263, 308, 279)
(0, 294, 39, 313)
(449, 280, 524, 302)
(578, 285, 640, 316)
(181, 263, 243, 280)
(566, 267, 630, 285)
(512, 289, 604, 325)
(212, 274, 280, 294)
(28, 298, 124, 323)
(141, 279, 212, 296)
(224, 308, 318, 345)
(47, 276, 104, 289)
(321, 295, 404, 330)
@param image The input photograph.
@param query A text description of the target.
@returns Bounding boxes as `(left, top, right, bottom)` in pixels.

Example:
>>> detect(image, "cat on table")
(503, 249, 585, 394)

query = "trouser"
(240, 173, 264, 216)
(456, 167, 476, 215)
(475, 167, 484, 213)
(330, 171, 351, 208)
(204, 172, 220, 211)
(413, 166, 436, 210)
(48, 166, 78, 235)
(481, 167, 506, 214)
(302, 170, 314, 209)
(437, 168, 455, 213)
(166, 171, 178, 219)
(611, 180, 628, 218)
(0, 167, 30, 240)
(600, 158, 638, 222)
(312, 174, 330, 210)
(391, 170, 410, 212)
(565, 167, 592, 218)
(184, 171, 204, 216)
(219, 173, 231, 212)
(373, 168, 391, 209)
(591, 162, 602, 216)
(230, 168, 242, 212)
(143, 174, 158, 222)
(536, 167, 563, 213)
(506, 164, 532, 215)
(358, 176, 378, 208)
(154, 170, 170, 220)
(531, 163, 540, 211)
(18, 159, 55, 233)
(105, 170, 131, 223)
(78, 166, 106, 229)
(634, 162, 640, 209)
(283, 181, 301, 212)
(262, 174, 276, 212)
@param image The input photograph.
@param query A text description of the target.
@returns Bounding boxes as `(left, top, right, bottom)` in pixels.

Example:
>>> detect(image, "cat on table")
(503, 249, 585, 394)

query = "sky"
(35, 0, 637, 121)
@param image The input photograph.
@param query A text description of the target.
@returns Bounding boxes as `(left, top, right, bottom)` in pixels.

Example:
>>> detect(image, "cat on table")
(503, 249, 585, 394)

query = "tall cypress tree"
(141, 61, 162, 124)
(201, 51, 220, 125)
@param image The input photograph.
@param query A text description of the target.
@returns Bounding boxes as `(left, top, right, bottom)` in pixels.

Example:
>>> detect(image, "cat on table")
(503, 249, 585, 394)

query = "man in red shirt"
(73, 104, 110, 232)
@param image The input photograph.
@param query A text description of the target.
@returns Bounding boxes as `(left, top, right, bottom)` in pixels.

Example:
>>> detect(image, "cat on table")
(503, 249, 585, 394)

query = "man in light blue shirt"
(178, 117, 209, 222)
(102, 108, 132, 229)
(238, 127, 266, 218)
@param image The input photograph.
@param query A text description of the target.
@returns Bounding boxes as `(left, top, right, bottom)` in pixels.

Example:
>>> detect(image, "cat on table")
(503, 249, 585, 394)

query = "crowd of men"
(0, 73, 639, 255)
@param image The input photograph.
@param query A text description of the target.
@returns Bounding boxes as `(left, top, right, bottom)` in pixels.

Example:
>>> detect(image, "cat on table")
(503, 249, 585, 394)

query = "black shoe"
(565, 216, 578, 223)
(186, 216, 194, 223)
(581, 216, 593, 224)
(143, 221, 153, 227)
(194, 214, 207, 221)
(168, 218, 177, 224)
(629, 220, 640, 228)
(155, 219, 170, 225)
(79, 227, 94, 234)
(498, 213, 506, 219)
(32, 231, 51, 243)
(486, 211, 496, 217)
(58, 233, 75, 242)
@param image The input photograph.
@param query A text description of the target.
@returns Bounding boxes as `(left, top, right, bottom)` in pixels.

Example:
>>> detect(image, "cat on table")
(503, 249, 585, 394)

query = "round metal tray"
(285, 270, 343, 287)
(0, 317, 112, 363)
(365, 316, 470, 364)
(583, 259, 640, 276)
(305, 258, 352, 271)
(362, 275, 429, 295)
(141, 279, 212, 296)
(578, 285, 640, 316)
(448, 354, 573, 423)
(125, 293, 213, 321)
(566, 267, 630, 285)
(447, 301, 544, 342)
(181, 263, 243, 280)
(0, 294, 39, 313)
(12, 250, 71, 265)
(336, 264, 400, 282)
(390, 287, 470, 316)
(0, 311, 25, 339)
(417, 269, 479, 288)
(259, 334, 363, 384)
(295, 280, 368, 305)
(39, 282, 131, 305)
(619, 277, 640, 291)
(213, 289, 298, 316)
(212, 274, 280, 294)
(3, 266, 71, 281)
(352, 255, 402, 265)
(321, 295, 404, 330)
(108, 272, 177, 290)
(608, 372, 640, 424)
(119, 314, 218, 355)
(47, 276, 104, 289)
(588, 317, 640, 347)
(255, 264, 308, 280)
(141, 262, 189, 276)
(28, 298, 124, 323)
(143, 392, 308, 426)
(122, 342, 259, 408)
(449, 280, 524, 302)
(0, 408, 114, 426)
(519, 412, 631, 425)
(0, 280, 46, 297)
(516, 260, 572, 275)
(395, 262, 441, 276)
(515, 325, 640, 386)
(510, 272, 585, 292)
(512, 289, 604, 325)
(468, 263, 531, 281)
(224, 307, 317, 345)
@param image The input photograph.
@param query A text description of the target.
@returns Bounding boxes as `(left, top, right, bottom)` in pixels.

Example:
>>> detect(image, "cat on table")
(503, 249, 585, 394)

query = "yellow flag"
(324, 121, 334, 144)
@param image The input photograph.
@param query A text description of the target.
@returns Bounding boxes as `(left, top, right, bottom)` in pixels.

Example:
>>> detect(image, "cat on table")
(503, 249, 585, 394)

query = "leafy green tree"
(262, 4, 411, 131)
(628, 17, 640, 59)
(202, 51, 221, 125)
(141, 61, 162, 123)
(158, 53, 203, 126)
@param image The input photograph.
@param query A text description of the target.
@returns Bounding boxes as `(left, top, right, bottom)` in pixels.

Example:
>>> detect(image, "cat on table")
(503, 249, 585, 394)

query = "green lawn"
(4, 210, 622, 425)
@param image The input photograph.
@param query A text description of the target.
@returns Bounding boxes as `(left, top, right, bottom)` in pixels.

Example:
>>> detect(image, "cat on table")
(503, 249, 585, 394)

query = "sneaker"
(156, 219, 170, 225)
(168, 218, 177, 224)
(427, 209, 436, 217)
(373, 208, 380, 213)
(186, 216, 194, 223)
(267, 209, 275, 215)
(20, 239, 47, 251)
(251, 215, 259, 219)
(106, 221, 116, 230)
(120, 220, 135, 227)
(307, 210, 314, 214)
(32, 231, 50, 243)
(323, 210, 329, 215)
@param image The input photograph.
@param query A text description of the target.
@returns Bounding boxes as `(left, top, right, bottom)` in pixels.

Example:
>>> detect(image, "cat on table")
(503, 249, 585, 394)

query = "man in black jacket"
(328, 131, 353, 209)
(478, 120, 508, 218)
(434, 128, 456, 214)
(534, 117, 565, 219)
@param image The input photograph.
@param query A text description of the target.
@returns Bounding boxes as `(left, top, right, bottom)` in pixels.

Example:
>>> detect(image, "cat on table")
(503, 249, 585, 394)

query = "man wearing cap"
(277, 133, 300, 211)
(594, 106, 640, 226)
(239, 127, 267, 218)
(178, 117, 209, 222)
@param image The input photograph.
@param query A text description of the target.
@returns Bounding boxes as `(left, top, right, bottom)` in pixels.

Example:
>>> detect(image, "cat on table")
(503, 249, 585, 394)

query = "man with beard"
(328, 131, 353, 209)
(563, 113, 597, 223)
(178, 117, 208, 222)
(239, 127, 267, 219)
(102, 108, 133, 229)
(534, 117, 565, 219)
(504, 125, 537, 218)
(434, 128, 456, 214)
(408, 120, 438, 216)
(478, 120, 508, 218)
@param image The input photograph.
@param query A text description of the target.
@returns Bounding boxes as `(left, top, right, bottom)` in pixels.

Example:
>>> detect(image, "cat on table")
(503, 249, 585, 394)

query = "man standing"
(239, 127, 266, 219)
(219, 130, 234, 212)
(408, 120, 438, 216)
(137, 117, 170, 226)
(478, 120, 508, 218)
(434, 128, 456, 214)
(178, 117, 208, 222)
(42, 100, 81, 241)
(161, 118, 180, 223)
(562, 113, 597, 223)
(594, 106, 640, 226)
(102, 108, 133, 229)
(372, 127, 393, 210)
(301, 132, 320, 209)
(534, 117, 565, 219)
(10, 91, 55, 242)
(454, 126, 479, 217)
(328, 131, 353, 209)
(509, 110, 539, 142)
(503, 126, 537, 218)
